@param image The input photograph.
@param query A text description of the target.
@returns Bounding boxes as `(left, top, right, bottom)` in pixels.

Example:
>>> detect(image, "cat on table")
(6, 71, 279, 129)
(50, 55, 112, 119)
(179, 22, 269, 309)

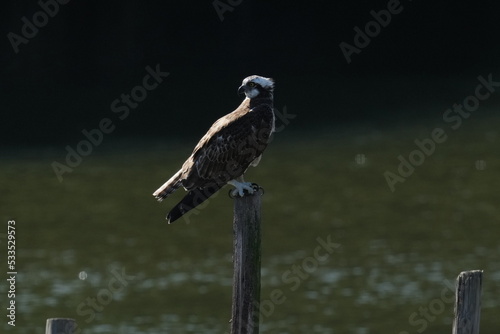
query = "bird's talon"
(252, 183, 265, 195)
(228, 183, 264, 198)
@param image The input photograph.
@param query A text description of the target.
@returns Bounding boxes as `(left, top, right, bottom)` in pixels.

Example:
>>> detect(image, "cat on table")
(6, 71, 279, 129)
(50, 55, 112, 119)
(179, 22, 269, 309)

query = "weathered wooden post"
(45, 318, 77, 334)
(452, 270, 483, 334)
(231, 192, 262, 334)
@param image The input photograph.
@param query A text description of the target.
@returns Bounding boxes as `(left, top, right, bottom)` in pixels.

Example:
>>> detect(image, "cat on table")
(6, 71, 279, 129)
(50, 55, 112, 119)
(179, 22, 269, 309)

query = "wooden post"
(231, 192, 262, 334)
(452, 270, 483, 334)
(45, 318, 77, 334)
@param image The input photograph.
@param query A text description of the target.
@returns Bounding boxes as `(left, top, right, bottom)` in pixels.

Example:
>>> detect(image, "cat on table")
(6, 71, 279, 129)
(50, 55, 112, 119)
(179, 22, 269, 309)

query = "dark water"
(1, 115, 499, 334)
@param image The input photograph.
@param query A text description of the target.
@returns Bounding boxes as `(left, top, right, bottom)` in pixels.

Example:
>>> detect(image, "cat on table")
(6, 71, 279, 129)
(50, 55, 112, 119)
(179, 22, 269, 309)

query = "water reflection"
(3, 118, 500, 333)
(14, 242, 500, 333)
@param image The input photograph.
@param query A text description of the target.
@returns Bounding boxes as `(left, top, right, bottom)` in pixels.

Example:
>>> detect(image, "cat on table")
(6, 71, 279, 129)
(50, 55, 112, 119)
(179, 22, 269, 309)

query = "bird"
(153, 75, 275, 223)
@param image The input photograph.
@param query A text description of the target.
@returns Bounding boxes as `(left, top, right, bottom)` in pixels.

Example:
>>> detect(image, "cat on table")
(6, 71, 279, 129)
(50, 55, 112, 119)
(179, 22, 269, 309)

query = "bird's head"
(238, 75, 274, 99)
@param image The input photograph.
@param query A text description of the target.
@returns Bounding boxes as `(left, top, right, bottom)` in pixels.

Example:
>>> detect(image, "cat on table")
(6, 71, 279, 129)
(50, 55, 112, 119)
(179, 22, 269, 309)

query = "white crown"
(244, 75, 274, 89)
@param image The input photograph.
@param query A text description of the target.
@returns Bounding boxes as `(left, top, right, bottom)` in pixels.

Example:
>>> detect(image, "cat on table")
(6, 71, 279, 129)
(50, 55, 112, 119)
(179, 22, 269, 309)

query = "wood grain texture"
(231, 193, 262, 334)
(452, 270, 483, 334)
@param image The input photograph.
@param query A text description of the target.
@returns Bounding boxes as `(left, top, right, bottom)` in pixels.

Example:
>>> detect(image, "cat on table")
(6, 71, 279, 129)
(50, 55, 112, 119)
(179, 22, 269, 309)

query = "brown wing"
(182, 104, 274, 189)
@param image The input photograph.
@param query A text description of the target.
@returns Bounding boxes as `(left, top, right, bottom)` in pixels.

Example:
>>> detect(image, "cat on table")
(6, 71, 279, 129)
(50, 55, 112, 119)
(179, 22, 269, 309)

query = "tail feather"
(153, 170, 183, 201)
(167, 183, 224, 224)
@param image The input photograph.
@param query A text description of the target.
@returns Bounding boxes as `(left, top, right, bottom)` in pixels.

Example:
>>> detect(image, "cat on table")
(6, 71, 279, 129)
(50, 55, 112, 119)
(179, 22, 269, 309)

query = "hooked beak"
(237, 85, 246, 95)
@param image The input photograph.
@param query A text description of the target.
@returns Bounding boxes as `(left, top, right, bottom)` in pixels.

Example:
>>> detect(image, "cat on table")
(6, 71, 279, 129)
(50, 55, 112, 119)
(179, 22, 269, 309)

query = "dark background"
(2, 0, 499, 148)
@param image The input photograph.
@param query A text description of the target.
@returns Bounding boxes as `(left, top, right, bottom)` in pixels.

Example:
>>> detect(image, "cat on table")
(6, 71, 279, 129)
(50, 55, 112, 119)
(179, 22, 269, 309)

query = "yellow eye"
(248, 82, 256, 87)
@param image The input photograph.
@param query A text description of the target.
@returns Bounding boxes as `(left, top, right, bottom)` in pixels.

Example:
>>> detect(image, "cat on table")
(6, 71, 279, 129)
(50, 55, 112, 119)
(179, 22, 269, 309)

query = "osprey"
(153, 75, 275, 223)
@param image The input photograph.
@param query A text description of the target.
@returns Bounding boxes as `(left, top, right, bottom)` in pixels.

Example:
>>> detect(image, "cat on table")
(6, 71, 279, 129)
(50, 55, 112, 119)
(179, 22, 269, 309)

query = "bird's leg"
(228, 176, 258, 197)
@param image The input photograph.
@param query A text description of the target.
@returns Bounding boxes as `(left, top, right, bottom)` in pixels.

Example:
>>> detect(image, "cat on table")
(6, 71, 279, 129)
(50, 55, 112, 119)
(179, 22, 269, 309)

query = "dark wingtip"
(165, 196, 197, 224)
(166, 211, 179, 224)
(164, 184, 224, 224)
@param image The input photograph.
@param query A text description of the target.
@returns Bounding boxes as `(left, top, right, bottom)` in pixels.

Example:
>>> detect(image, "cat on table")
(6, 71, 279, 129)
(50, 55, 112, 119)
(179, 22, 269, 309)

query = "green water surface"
(1, 115, 499, 334)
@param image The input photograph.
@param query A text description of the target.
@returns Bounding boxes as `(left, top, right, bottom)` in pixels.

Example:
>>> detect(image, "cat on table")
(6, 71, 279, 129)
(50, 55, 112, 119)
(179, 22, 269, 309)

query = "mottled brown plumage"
(153, 75, 275, 223)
